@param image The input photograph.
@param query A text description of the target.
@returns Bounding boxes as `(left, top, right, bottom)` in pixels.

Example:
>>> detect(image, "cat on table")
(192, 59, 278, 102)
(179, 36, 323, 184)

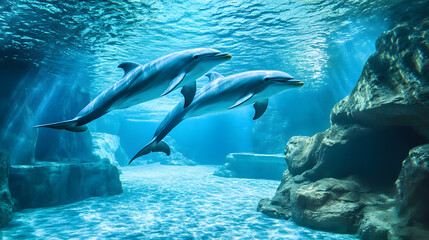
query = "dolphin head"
(262, 71, 304, 87)
(245, 70, 303, 99)
(190, 48, 232, 62)
(182, 48, 231, 80)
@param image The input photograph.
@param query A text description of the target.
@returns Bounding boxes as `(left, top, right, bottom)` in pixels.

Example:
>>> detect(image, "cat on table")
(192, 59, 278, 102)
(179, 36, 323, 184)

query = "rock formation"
(214, 153, 286, 180)
(258, 18, 429, 240)
(0, 61, 124, 226)
(9, 159, 122, 210)
(91, 132, 129, 166)
(0, 148, 13, 228)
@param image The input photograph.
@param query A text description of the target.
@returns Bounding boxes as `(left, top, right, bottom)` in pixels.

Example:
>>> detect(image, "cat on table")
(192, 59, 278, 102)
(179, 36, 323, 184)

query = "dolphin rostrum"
(34, 48, 232, 132)
(129, 70, 304, 163)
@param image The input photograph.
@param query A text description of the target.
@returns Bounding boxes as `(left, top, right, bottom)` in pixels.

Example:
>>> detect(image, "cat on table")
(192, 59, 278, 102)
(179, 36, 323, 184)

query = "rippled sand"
(2, 164, 357, 239)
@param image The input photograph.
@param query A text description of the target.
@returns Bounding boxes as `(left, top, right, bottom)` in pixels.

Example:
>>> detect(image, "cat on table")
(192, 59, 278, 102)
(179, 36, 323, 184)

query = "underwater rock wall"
(0, 60, 95, 165)
(9, 160, 122, 210)
(258, 18, 429, 240)
(0, 60, 123, 222)
(91, 132, 129, 166)
(0, 149, 13, 228)
(214, 153, 286, 180)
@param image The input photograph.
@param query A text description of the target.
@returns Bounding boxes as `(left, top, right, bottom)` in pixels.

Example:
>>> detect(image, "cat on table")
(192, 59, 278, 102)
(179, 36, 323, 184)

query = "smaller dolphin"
(129, 70, 303, 163)
(34, 48, 232, 132)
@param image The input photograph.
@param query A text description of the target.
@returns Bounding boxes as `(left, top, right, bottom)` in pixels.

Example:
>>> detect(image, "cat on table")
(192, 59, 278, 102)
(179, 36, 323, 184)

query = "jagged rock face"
(396, 144, 429, 225)
(34, 87, 94, 163)
(331, 19, 429, 139)
(0, 104, 37, 165)
(0, 148, 13, 228)
(8, 160, 122, 210)
(285, 124, 425, 188)
(259, 18, 429, 240)
(91, 132, 128, 166)
(291, 178, 362, 234)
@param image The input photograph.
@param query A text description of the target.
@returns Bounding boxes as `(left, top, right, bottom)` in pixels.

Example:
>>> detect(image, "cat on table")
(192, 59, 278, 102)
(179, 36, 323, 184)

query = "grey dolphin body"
(34, 48, 232, 132)
(129, 70, 304, 163)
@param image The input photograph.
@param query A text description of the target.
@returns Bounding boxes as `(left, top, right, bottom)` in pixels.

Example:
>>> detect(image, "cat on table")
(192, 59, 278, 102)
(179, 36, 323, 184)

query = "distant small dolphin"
(129, 70, 303, 163)
(34, 48, 232, 132)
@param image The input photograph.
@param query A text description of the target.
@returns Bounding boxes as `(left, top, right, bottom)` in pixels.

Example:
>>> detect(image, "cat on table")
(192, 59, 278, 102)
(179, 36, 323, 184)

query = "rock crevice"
(259, 18, 429, 240)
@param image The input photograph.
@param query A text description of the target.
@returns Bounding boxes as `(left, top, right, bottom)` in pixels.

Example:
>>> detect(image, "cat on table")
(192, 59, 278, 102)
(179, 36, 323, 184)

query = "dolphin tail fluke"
(34, 119, 87, 132)
(129, 139, 171, 164)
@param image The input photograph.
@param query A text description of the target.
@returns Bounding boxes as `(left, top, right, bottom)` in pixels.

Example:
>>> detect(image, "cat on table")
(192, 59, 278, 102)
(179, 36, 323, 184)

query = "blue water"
(0, 0, 399, 163)
(0, 0, 422, 239)
(2, 164, 357, 239)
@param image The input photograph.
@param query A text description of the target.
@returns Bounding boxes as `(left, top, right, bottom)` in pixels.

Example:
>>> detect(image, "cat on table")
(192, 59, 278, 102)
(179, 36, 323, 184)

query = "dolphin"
(34, 48, 232, 132)
(129, 70, 304, 163)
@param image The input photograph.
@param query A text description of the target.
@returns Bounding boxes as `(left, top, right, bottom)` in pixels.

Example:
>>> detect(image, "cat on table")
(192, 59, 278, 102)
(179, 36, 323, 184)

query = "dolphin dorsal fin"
(205, 72, 224, 82)
(118, 61, 141, 77)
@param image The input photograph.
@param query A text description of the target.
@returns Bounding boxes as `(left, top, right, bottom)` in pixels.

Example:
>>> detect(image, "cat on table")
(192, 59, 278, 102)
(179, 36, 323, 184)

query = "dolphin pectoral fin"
(229, 93, 255, 109)
(181, 81, 196, 108)
(152, 141, 171, 156)
(161, 72, 187, 97)
(253, 99, 268, 120)
(118, 61, 141, 77)
(205, 72, 224, 82)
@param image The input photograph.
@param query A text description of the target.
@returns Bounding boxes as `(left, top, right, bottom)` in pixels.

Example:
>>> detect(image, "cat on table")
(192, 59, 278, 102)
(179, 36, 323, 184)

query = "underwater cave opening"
(328, 126, 427, 192)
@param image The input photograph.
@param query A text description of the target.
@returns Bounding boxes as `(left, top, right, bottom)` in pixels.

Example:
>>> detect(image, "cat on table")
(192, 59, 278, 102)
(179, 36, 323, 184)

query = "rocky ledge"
(258, 18, 429, 240)
(9, 160, 122, 210)
(0, 148, 13, 228)
(214, 153, 286, 180)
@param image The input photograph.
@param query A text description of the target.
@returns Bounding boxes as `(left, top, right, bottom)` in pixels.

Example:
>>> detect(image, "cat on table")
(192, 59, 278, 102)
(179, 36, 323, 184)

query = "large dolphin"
(129, 70, 304, 163)
(34, 48, 232, 132)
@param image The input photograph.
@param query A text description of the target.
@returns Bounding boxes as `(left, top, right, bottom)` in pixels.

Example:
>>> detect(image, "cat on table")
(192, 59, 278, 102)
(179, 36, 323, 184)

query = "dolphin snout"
(214, 52, 232, 60)
(289, 80, 304, 86)
(281, 79, 303, 87)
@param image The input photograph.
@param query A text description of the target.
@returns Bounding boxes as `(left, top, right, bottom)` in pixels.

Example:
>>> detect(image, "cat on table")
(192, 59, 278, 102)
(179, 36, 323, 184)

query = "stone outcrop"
(0, 148, 13, 228)
(0, 104, 38, 165)
(395, 144, 429, 227)
(258, 19, 429, 240)
(8, 160, 122, 210)
(214, 153, 286, 180)
(0, 61, 124, 227)
(91, 132, 129, 166)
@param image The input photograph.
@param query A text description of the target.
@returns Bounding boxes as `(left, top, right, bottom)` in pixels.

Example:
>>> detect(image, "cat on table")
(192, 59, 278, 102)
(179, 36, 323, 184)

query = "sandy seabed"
(2, 164, 357, 239)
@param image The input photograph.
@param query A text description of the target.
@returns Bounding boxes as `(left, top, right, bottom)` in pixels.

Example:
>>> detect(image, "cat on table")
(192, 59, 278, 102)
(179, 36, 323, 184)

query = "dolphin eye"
(264, 77, 270, 81)
(193, 55, 199, 59)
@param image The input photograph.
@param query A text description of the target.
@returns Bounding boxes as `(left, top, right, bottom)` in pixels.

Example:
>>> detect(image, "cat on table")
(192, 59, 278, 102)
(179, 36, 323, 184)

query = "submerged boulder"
(214, 153, 286, 180)
(0, 148, 13, 228)
(259, 18, 429, 240)
(0, 104, 38, 165)
(8, 160, 122, 210)
(331, 20, 429, 138)
(396, 144, 429, 225)
(91, 132, 128, 166)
